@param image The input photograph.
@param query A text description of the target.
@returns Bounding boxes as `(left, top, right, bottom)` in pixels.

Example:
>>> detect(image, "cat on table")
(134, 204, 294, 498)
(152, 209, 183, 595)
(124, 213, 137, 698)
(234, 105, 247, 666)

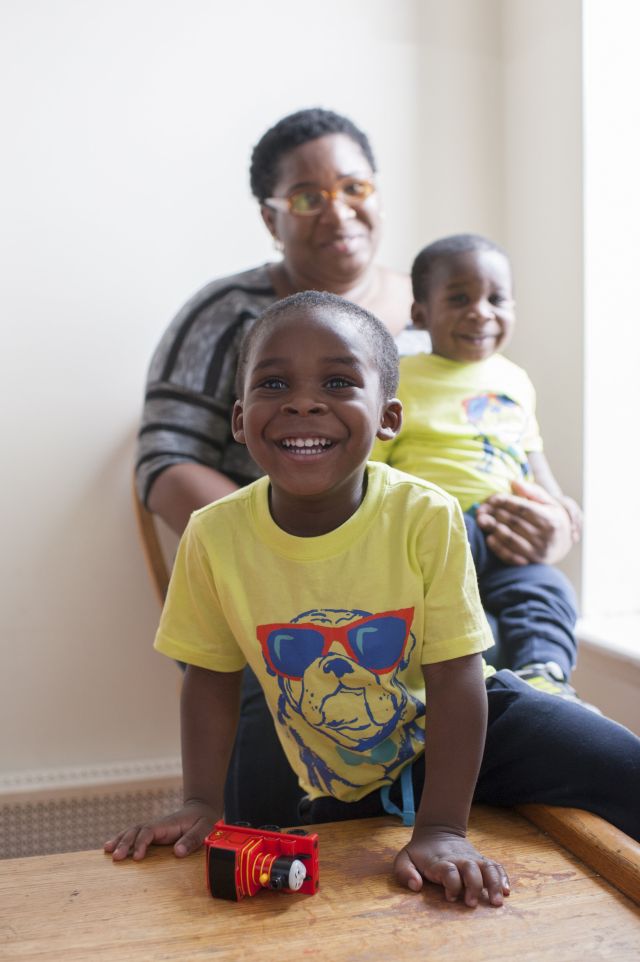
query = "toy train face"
(205, 820, 320, 901)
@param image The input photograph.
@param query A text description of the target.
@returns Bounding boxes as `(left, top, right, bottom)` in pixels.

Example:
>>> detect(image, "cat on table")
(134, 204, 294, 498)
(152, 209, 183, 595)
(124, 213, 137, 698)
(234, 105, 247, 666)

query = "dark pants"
(463, 514, 578, 679)
(225, 668, 640, 844)
(305, 670, 640, 843)
(224, 665, 305, 827)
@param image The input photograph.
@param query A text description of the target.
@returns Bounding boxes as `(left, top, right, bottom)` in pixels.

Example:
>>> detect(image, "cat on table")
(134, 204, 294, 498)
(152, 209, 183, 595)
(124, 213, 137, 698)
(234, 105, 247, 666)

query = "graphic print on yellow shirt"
(258, 606, 425, 794)
(463, 392, 531, 478)
(370, 353, 544, 512)
(153, 462, 494, 803)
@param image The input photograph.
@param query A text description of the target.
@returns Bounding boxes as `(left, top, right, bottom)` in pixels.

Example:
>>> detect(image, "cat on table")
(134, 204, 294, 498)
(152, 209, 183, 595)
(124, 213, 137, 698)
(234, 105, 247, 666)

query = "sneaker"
(515, 662, 602, 714)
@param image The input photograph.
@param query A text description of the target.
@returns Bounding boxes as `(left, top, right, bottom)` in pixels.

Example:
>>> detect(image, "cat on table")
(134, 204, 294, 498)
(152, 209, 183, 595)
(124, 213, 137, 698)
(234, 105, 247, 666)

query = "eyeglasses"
(256, 608, 414, 680)
(264, 177, 376, 216)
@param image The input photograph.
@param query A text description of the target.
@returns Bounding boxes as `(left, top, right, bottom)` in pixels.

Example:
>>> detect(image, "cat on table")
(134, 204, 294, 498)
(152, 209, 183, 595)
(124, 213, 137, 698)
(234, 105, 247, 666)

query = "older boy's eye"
(489, 294, 508, 306)
(450, 294, 469, 305)
(262, 377, 288, 389)
(325, 377, 351, 388)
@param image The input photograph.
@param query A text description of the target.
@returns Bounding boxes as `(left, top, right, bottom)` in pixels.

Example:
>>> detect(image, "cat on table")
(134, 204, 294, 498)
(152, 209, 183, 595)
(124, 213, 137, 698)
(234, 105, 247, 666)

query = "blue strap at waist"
(380, 762, 415, 826)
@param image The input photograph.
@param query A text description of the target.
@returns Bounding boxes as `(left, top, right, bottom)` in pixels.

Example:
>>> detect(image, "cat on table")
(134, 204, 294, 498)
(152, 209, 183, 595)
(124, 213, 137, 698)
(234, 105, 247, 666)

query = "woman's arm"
(394, 653, 509, 907)
(148, 463, 240, 535)
(104, 665, 243, 861)
(527, 452, 583, 542)
(475, 454, 583, 566)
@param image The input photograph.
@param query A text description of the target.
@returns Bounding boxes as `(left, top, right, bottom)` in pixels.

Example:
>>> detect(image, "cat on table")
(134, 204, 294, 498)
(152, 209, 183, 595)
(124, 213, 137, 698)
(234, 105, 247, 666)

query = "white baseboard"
(0, 756, 182, 807)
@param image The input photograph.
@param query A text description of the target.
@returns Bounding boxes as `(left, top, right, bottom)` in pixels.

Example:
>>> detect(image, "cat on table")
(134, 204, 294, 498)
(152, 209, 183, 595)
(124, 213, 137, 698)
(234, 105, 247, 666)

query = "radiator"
(1, 785, 183, 859)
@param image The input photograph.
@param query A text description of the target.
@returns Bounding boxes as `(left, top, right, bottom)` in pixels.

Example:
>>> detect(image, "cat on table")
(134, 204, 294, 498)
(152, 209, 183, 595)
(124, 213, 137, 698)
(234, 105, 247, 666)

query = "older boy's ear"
(231, 400, 246, 444)
(411, 301, 429, 330)
(377, 399, 403, 442)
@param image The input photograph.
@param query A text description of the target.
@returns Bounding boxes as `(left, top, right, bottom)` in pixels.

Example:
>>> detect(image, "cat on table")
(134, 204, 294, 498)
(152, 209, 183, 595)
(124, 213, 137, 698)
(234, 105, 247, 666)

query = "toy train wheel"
(287, 829, 309, 836)
(259, 824, 281, 832)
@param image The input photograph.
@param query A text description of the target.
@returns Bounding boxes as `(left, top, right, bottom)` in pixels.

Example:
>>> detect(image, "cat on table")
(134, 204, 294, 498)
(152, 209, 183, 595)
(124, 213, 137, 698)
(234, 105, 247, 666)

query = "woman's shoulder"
(148, 265, 277, 384)
(172, 264, 276, 323)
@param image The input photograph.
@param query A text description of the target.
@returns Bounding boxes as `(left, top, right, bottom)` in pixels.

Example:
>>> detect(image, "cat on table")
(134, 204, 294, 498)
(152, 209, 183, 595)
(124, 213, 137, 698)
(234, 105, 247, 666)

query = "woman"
(136, 108, 575, 825)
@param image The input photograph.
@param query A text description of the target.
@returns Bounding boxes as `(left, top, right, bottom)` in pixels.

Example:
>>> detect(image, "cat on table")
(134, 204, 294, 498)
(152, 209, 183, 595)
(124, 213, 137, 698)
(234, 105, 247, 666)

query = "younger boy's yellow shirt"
(154, 462, 493, 804)
(370, 353, 544, 512)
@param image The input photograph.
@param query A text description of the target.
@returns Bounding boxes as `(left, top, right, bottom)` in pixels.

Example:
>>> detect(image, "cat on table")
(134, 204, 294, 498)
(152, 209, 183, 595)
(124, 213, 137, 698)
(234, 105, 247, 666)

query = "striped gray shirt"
(136, 265, 277, 505)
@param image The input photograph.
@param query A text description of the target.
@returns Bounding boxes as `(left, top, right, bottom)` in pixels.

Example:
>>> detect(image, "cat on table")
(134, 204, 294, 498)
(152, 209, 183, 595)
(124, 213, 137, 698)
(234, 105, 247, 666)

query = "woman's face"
(261, 133, 382, 288)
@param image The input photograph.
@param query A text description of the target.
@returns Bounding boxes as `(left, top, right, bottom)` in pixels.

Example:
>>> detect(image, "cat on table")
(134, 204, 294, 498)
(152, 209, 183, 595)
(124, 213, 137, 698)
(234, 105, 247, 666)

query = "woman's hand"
(475, 480, 575, 566)
(394, 827, 510, 907)
(104, 799, 219, 862)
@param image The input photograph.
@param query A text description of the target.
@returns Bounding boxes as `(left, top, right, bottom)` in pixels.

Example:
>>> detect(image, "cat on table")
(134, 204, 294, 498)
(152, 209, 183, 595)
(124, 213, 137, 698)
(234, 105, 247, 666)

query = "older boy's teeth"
(281, 437, 332, 452)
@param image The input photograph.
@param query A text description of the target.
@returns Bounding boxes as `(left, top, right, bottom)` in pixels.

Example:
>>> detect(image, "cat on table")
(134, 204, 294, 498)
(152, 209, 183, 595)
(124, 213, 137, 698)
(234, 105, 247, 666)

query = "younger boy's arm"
(104, 665, 242, 861)
(394, 653, 509, 907)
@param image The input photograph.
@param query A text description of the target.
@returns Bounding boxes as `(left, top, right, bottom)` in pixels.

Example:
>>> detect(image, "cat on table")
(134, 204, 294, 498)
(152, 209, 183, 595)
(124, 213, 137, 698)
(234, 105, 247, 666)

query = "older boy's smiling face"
(413, 249, 515, 363)
(232, 308, 398, 504)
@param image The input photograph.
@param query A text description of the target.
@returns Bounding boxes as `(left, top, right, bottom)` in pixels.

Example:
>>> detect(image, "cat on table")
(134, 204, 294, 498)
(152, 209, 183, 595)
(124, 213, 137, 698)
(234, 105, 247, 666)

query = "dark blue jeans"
(463, 513, 578, 679)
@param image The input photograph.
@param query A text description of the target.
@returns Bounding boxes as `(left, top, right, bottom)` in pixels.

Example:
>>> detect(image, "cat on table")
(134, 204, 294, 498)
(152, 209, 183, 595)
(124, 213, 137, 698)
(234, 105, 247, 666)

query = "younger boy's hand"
(394, 827, 510, 907)
(104, 799, 219, 862)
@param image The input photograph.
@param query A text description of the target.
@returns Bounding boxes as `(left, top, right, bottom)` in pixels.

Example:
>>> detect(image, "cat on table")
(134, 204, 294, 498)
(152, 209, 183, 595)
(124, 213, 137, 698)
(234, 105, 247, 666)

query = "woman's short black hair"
(250, 108, 377, 203)
(236, 291, 398, 400)
(411, 233, 510, 303)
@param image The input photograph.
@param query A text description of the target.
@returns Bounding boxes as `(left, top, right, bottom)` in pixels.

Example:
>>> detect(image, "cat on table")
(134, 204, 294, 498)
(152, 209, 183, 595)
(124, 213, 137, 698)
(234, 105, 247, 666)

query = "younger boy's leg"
(464, 513, 577, 679)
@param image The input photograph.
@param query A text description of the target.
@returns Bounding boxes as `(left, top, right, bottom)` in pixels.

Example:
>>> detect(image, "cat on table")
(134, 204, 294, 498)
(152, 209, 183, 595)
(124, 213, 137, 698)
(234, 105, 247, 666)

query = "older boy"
(372, 235, 585, 701)
(106, 292, 640, 904)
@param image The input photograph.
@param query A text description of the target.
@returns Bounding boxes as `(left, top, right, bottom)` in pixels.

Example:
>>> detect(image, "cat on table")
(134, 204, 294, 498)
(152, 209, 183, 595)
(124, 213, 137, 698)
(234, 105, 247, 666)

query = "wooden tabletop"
(2, 806, 640, 961)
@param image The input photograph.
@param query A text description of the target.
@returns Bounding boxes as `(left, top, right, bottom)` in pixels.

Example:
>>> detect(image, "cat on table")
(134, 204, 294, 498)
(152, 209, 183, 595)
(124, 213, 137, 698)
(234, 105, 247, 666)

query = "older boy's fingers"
(110, 826, 144, 861)
(174, 817, 212, 857)
(393, 848, 423, 892)
(459, 860, 485, 907)
(104, 830, 127, 852)
(480, 862, 506, 905)
(425, 860, 463, 902)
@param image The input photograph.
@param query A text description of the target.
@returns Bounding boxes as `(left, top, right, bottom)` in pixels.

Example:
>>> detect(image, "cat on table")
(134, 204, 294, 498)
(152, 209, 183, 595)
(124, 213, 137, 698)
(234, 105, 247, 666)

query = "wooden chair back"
(132, 473, 170, 608)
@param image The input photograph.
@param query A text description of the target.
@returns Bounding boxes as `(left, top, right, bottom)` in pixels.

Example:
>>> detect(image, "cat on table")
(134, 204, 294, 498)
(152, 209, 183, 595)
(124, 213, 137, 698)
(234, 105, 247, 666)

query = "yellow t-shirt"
(154, 462, 493, 804)
(371, 353, 544, 512)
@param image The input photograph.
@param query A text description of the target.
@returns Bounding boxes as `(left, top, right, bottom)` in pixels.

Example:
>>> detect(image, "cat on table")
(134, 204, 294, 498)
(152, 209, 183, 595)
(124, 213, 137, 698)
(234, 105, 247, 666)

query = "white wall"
(582, 0, 640, 618)
(501, 0, 584, 597)
(0, 0, 589, 782)
(0, 0, 503, 779)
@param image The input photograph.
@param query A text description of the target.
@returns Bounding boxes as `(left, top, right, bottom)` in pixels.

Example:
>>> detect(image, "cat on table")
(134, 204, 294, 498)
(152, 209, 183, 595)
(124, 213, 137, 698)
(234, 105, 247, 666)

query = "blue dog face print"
(257, 608, 425, 796)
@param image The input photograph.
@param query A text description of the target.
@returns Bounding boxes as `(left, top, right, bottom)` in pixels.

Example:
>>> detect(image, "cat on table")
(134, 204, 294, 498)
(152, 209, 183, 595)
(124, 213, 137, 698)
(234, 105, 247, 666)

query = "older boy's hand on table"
(105, 665, 243, 863)
(104, 799, 220, 862)
(397, 654, 509, 907)
(394, 828, 509, 907)
(475, 480, 577, 566)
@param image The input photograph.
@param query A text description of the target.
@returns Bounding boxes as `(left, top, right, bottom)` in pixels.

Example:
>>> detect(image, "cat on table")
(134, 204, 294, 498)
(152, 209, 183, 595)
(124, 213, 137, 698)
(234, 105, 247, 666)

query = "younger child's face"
(232, 309, 401, 498)
(412, 250, 515, 363)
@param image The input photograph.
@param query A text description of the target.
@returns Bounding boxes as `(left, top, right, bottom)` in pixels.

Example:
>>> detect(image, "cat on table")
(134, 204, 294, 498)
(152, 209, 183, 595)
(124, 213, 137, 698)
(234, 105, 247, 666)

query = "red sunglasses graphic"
(257, 608, 415, 681)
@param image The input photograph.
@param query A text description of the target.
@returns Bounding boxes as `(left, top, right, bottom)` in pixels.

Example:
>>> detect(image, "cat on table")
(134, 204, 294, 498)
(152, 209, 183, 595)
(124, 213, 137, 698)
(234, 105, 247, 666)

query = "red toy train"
(205, 820, 320, 901)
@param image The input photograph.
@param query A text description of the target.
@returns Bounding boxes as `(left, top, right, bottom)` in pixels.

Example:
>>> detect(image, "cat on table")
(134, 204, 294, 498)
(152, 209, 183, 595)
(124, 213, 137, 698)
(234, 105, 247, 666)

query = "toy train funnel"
(205, 820, 320, 901)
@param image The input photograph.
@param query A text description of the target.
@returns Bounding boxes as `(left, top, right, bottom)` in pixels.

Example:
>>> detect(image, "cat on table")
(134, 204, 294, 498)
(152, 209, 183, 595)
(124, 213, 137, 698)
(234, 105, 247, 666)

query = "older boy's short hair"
(411, 234, 510, 303)
(236, 291, 399, 400)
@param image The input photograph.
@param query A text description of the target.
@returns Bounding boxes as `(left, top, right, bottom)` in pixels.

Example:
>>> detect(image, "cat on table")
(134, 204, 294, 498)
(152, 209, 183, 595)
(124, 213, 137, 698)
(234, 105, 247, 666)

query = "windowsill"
(576, 614, 640, 667)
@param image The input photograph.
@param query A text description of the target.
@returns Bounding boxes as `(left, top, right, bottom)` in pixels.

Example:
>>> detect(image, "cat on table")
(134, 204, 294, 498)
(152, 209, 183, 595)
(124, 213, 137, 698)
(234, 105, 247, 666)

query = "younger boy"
(106, 291, 640, 902)
(371, 235, 584, 700)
